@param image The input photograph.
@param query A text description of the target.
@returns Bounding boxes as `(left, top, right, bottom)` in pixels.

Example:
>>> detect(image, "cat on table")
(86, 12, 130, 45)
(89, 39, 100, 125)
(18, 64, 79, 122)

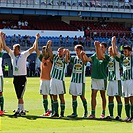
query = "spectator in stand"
(11, 34, 16, 45)
(78, 36, 84, 46)
(27, 36, 31, 46)
(24, 20, 28, 26)
(18, 20, 22, 29)
(29, 60, 35, 77)
(21, 21, 25, 27)
(73, 35, 78, 46)
(18, 34, 22, 45)
(85, 36, 91, 47)
(59, 35, 63, 46)
(84, 27, 90, 37)
(65, 36, 69, 46)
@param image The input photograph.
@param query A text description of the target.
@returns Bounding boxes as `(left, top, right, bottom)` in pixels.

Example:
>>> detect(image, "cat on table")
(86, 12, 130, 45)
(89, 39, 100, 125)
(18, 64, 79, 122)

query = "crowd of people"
(0, 31, 132, 123)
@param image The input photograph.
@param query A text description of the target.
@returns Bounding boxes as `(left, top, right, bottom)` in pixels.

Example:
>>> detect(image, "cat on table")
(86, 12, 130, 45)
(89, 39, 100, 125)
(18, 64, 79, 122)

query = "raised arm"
(28, 33, 40, 54)
(46, 40, 53, 60)
(111, 36, 118, 56)
(80, 51, 91, 64)
(0, 32, 11, 53)
(64, 49, 70, 63)
(34, 33, 41, 57)
(94, 41, 104, 60)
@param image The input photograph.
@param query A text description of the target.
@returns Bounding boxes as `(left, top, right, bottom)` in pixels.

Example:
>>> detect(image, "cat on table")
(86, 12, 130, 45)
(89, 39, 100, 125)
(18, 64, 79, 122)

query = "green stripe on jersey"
(70, 56, 86, 83)
(122, 55, 132, 80)
(108, 57, 121, 81)
(50, 54, 67, 81)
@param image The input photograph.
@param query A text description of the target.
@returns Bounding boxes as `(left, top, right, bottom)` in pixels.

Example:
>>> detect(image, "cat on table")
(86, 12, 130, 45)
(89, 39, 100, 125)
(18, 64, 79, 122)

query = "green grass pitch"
(0, 77, 133, 133)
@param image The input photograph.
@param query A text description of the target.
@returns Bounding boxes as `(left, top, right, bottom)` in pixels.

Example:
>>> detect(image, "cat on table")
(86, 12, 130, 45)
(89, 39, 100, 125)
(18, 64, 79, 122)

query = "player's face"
(58, 48, 64, 57)
(123, 49, 131, 57)
(13, 46, 20, 56)
(108, 47, 113, 56)
(75, 48, 81, 56)
(100, 44, 107, 53)
(42, 48, 48, 58)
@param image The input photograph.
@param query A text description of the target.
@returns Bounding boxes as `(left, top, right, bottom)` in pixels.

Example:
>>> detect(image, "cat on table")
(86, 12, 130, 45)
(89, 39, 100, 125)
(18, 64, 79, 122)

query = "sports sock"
(18, 104, 24, 111)
(43, 99, 48, 113)
(81, 99, 88, 114)
(108, 102, 114, 116)
(131, 104, 133, 117)
(102, 110, 105, 115)
(53, 100, 58, 114)
(0, 96, 4, 111)
(125, 104, 130, 118)
(51, 99, 54, 114)
(60, 103, 65, 116)
(91, 110, 95, 116)
(117, 103, 122, 117)
(72, 100, 77, 115)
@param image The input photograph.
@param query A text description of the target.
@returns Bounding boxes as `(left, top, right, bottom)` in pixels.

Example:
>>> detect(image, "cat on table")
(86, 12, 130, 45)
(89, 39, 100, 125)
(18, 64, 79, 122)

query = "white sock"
(18, 104, 24, 111)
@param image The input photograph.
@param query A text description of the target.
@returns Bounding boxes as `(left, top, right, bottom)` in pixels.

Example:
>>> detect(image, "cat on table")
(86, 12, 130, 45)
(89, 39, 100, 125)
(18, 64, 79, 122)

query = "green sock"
(91, 110, 95, 116)
(81, 99, 88, 114)
(43, 99, 48, 113)
(131, 104, 133, 117)
(53, 100, 58, 114)
(72, 100, 77, 115)
(108, 102, 114, 116)
(51, 99, 54, 114)
(60, 103, 65, 116)
(102, 110, 105, 115)
(0, 96, 4, 111)
(125, 104, 130, 118)
(118, 103, 122, 117)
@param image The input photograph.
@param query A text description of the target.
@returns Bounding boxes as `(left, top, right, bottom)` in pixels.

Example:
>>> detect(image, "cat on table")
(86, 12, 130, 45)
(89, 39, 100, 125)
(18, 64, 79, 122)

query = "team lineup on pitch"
(0, 32, 133, 124)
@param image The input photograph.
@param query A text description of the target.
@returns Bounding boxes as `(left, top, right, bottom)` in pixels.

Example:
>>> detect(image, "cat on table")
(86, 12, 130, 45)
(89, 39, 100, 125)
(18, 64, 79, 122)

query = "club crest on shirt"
(74, 63, 82, 69)
(74, 63, 82, 73)
(123, 59, 130, 67)
(108, 61, 114, 71)
(55, 59, 63, 70)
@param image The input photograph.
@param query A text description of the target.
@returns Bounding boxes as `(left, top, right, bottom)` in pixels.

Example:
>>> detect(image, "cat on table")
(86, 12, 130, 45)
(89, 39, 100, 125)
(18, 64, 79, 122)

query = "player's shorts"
(13, 76, 27, 99)
(122, 79, 133, 97)
(91, 78, 107, 91)
(0, 76, 3, 93)
(50, 78, 66, 95)
(107, 80, 122, 96)
(69, 82, 85, 96)
(40, 80, 50, 95)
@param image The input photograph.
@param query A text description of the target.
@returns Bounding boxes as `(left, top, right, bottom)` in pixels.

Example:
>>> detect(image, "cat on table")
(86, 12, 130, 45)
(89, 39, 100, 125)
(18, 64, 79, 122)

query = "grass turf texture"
(1, 77, 133, 133)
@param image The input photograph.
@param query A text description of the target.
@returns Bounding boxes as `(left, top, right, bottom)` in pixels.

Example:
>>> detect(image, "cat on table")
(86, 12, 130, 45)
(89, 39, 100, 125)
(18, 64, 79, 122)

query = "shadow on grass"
(2, 114, 125, 122)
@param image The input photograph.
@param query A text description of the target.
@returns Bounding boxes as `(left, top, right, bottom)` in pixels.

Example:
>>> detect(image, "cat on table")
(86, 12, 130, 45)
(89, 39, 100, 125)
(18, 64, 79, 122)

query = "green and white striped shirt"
(115, 54, 133, 80)
(50, 54, 67, 81)
(108, 57, 121, 81)
(70, 56, 86, 83)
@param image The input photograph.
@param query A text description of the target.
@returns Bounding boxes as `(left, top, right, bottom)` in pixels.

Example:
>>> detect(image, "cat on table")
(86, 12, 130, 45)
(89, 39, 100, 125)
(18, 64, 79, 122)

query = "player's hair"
(74, 44, 83, 50)
(123, 45, 132, 51)
(58, 47, 64, 51)
(42, 46, 46, 50)
(13, 44, 20, 50)
(101, 42, 107, 48)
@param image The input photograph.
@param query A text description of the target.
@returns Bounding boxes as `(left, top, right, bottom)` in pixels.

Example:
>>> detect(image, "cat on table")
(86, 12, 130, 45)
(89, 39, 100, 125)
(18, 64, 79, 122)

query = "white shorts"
(107, 80, 122, 96)
(91, 78, 107, 91)
(40, 80, 50, 95)
(122, 79, 133, 97)
(69, 82, 85, 96)
(50, 78, 66, 95)
(0, 76, 3, 92)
